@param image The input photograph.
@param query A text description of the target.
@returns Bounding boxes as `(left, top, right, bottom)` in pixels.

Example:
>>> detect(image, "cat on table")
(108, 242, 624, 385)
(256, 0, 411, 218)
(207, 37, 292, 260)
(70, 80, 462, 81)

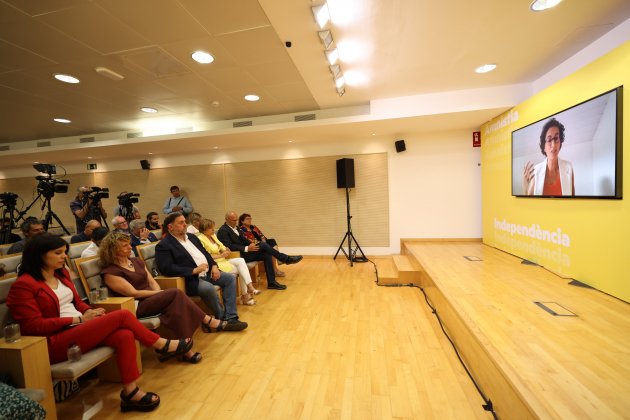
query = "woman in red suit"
(7, 234, 193, 412)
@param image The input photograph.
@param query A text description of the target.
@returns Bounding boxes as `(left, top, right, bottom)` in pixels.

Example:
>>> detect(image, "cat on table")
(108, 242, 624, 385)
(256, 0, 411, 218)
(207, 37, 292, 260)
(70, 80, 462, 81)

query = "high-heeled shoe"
(240, 294, 255, 305)
(201, 316, 227, 333)
(155, 338, 193, 362)
(120, 386, 160, 412)
(248, 286, 261, 295)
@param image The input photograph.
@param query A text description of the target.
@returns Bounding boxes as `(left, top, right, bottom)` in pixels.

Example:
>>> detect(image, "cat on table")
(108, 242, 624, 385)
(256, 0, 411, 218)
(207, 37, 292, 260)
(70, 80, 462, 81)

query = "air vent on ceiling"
(127, 132, 143, 139)
(37, 141, 51, 147)
(0, 145, 9, 151)
(80, 137, 95, 143)
(295, 113, 316, 122)
(233, 121, 253, 128)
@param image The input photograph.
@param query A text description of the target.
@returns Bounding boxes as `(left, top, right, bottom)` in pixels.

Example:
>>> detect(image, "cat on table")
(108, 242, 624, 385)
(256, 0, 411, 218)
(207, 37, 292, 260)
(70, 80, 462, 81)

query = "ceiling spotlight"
(53, 73, 80, 84)
(475, 64, 497, 74)
(325, 48, 339, 65)
(329, 64, 341, 78)
(95, 66, 124, 81)
(336, 86, 345, 96)
(318, 30, 334, 50)
(311, 3, 331, 29)
(530, 0, 563, 11)
(334, 75, 345, 89)
(244, 94, 260, 102)
(141, 107, 158, 113)
(53, 118, 71, 124)
(191, 50, 214, 64)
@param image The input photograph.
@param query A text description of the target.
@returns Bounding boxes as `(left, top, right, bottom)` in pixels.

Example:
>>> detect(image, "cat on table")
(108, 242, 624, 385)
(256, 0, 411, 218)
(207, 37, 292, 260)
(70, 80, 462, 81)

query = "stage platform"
(394, 240, 630, 420)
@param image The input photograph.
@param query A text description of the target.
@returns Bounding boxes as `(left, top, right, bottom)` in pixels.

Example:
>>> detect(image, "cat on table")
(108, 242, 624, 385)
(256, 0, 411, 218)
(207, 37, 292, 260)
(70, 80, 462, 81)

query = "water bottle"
(67, 343, 82, 362)
(89, 288, 99, 304)
(99, 286, 109, 301)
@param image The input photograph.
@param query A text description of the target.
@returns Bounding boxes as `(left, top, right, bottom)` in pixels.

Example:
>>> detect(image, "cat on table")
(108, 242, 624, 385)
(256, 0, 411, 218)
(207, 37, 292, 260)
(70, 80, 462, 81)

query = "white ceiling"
(0, 0, 629, 168)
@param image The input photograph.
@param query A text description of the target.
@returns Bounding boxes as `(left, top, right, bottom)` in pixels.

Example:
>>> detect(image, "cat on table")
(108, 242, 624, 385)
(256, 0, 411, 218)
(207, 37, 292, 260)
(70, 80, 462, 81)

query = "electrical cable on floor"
(369, 258, 498, 419)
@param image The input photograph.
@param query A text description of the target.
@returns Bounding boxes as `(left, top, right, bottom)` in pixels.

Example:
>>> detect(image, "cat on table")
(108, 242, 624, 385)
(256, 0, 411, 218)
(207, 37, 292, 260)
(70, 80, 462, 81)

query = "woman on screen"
(522, 118, 575, 196)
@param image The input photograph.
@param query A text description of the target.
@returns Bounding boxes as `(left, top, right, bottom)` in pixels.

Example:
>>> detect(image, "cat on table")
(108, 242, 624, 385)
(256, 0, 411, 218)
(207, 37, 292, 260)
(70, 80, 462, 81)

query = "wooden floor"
(402, 241, 630, 420)
(56, 257, 492, 420)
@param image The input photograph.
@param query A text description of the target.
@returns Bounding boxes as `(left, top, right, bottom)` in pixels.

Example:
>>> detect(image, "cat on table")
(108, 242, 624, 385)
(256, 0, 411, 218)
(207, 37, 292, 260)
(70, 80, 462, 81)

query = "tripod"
(18, 192, 70, 235)
(1, 199, 20, 245)
(334, 187, 367, 266)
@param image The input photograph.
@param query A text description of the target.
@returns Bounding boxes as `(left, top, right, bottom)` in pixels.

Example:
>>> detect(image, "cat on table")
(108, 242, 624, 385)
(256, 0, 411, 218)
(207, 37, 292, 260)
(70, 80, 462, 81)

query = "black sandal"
(155, 338, 193, 362)
(201, 316, 227, 333)
(120, 386, 160, 412)
(180, 352, 202, 364)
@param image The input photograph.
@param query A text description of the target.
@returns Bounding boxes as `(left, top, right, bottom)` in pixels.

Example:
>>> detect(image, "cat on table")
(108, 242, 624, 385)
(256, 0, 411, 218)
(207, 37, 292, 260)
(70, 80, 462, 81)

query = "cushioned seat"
(0, 253, 21, 277)
(75, 257, 161, 330)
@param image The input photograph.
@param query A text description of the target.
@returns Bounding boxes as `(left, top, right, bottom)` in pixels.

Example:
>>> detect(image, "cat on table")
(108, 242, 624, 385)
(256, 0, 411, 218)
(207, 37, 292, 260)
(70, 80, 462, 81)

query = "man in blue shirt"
(162, 186, 193, 217)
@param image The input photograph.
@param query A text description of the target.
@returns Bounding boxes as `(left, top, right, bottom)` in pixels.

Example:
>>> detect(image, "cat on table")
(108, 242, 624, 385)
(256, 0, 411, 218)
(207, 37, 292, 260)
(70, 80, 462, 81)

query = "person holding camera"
(162, 186, 193, 218)
(70, 186, 108, 234)
(113, 192, 141, 222)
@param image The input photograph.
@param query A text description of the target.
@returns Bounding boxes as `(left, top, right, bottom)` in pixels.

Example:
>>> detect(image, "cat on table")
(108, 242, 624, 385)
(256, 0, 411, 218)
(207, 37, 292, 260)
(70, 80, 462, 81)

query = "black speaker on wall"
(336, 158, 355, 188)
(140, 159, 150, 170)
(395, 139, 406, 153)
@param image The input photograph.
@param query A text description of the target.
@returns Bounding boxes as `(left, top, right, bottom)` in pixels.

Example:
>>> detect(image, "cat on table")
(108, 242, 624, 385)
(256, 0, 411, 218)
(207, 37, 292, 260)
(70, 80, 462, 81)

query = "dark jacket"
(155, 233, 217, 296)
(216, 224, 250, 253)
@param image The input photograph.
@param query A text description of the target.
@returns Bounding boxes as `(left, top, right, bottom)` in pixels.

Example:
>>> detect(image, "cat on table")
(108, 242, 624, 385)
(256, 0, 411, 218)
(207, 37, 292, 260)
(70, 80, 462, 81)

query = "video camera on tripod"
(118, 192, 140, 207)
(84, 186, 110, 203)
(0, 192, 18, 206)
(34, 163, 70, 198)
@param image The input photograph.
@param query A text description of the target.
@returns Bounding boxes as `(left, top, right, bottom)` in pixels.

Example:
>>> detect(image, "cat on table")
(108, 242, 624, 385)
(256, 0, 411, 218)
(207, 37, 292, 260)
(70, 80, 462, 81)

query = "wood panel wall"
(0, 153, 388, 247)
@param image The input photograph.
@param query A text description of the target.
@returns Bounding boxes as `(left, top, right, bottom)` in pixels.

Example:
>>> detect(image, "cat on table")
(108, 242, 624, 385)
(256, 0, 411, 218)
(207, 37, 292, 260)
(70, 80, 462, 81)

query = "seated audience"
(129, 219, 158, 255)
(81, 227, 109, 258)
(112, 216, 131, 235)
(162, 186, 193, 217)
(186, 212, 202, 234)
(217, 211, 302, 290)
(7, 218, 45, 255)
(100, 233, 228, 363)
(7, 234, 194, 412)
(145, 212, 161, 230)
(239, 213, 285, 277)
(70, 219, 101, 244)
(197, 219, 260, 306)
(155, 212, 247, 331)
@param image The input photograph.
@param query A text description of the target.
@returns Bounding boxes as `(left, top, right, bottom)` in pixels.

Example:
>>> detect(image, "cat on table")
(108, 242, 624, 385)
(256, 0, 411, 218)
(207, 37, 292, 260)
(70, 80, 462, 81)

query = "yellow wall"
(481, 41, 630, 302)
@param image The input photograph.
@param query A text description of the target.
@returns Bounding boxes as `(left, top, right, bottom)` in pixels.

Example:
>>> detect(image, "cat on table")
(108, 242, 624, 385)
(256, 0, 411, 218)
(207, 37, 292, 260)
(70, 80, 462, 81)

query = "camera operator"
(113, 191, 140, 223)
(70, 186, 108, 233)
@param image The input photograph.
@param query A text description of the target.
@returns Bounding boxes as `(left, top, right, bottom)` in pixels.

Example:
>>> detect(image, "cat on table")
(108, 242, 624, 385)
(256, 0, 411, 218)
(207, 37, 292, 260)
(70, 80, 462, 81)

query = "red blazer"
(7, 269, 90, 340)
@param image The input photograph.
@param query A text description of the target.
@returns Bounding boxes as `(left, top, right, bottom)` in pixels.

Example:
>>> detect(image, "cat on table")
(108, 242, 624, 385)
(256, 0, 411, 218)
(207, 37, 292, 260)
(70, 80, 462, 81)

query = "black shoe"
(285, 255, 303, 265)
(268, 282, 287, 290)
(222, 319, 248, 331)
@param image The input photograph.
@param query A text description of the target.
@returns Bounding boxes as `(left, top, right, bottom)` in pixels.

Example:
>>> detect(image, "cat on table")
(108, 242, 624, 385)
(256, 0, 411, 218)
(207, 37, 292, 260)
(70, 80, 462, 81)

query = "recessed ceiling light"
(87, 156, 92, 159)
(325, 48, 339, 65)
(530, 0, 563, 12)
(475, 64, 497, 74)
(288, 140, 293, 143)
(141, 107, 158, 113)
(213, 146, 219, 149)
(53, 118, 71, 124)
(53, 73, 80, 84)
(148, 152, 153, 155)
(372, 133, 376, 136)
(191, 51, 214, 64)
(244, 94, 260, 102)
(311, 3, 331, 29)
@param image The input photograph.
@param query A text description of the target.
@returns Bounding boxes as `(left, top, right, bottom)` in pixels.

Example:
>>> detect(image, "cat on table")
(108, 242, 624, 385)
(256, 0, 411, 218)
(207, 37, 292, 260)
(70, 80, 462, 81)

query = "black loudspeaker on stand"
(334, 158, 367, 266)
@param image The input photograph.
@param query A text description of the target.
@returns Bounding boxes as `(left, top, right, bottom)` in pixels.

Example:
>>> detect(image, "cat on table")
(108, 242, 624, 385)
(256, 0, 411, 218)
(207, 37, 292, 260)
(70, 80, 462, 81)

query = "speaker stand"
(334, 187, 367, 266)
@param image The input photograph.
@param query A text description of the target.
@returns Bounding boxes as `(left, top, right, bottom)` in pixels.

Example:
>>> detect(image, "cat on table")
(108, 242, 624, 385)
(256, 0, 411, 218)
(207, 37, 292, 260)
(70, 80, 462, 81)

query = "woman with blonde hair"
(197, 219, 260, 305)
(99, 232, 230, 364)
